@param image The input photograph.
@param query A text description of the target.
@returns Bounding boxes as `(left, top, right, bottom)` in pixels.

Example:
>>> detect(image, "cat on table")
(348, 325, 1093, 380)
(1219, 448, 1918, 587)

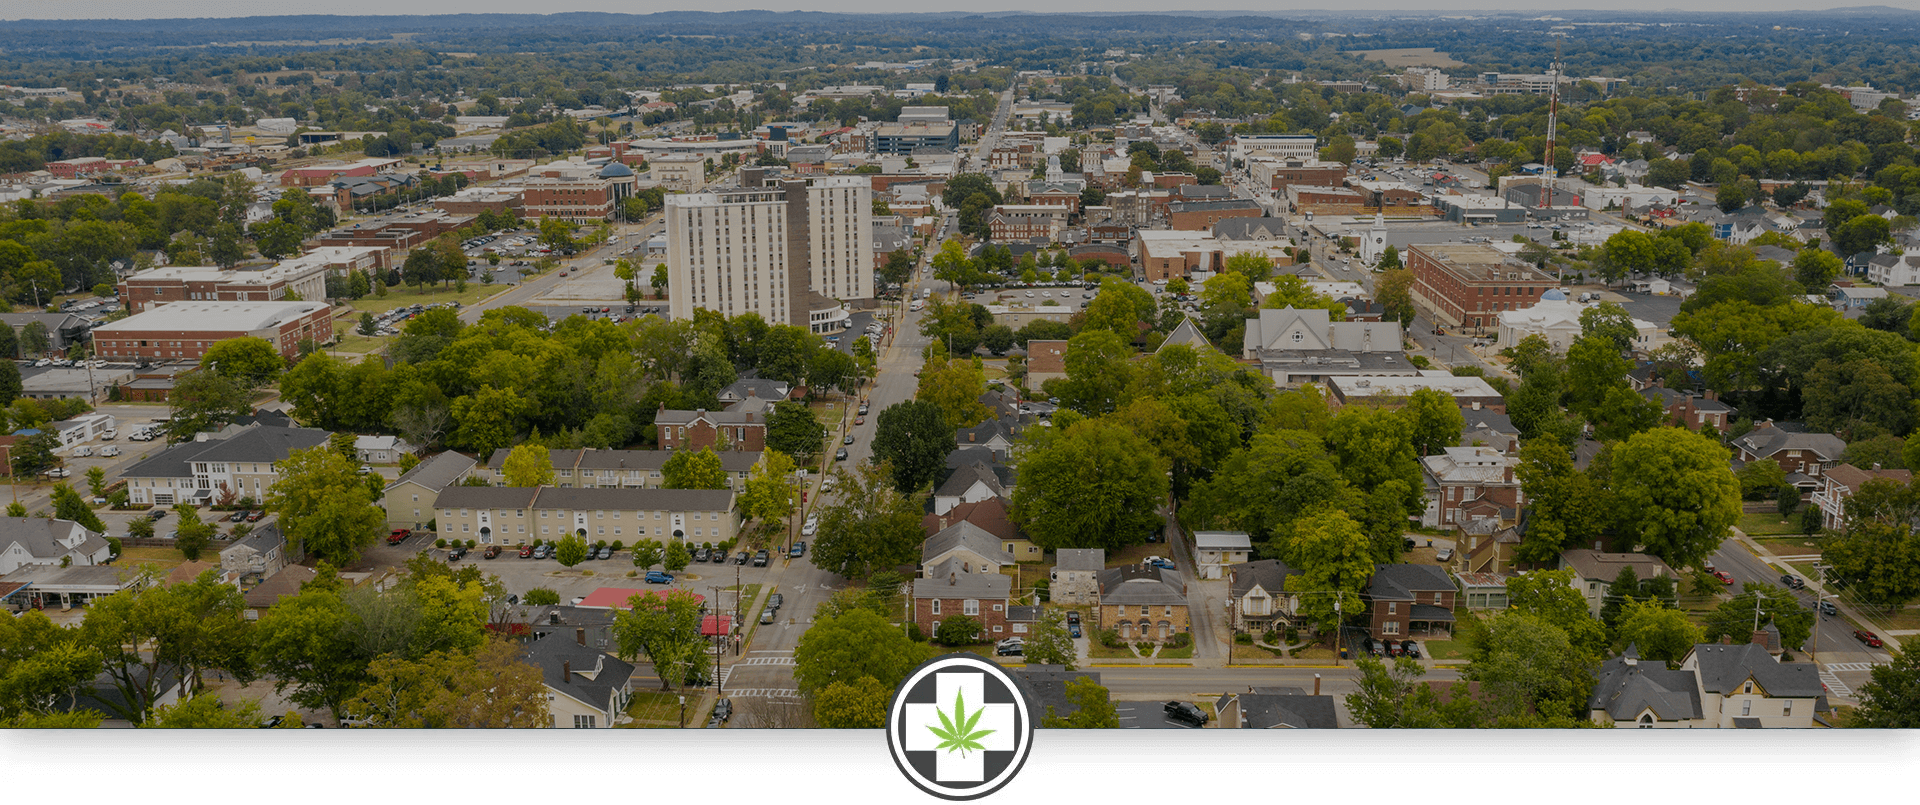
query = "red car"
(387, 528, 412, 545)
(519, 544, 534, 558)
(1854, 629, 1884, 648)
(1713, 570, 1735, 585)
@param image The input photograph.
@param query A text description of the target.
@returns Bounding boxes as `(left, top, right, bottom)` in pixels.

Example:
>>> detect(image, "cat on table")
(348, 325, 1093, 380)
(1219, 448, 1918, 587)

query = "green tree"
(501, 443, 556, 488)
(1403, 387, 1464, 456)
(173, 503, 214, 562)
(662, 447, 728, 490)
(1614, 599, 1703, 667)
(738, 450, 798, 525)
(1376, 267, 1416, 326)
(812, 461, 925, 580)
(1281, 508, 1375, 631)
(85, 465, 107, 499)
(916, 357, 992, 428)
(49, 483, 106, 533)
(1079, 278, 1157, 336)
(1024, 609, 1075, 669)
(77, 569, 255, 725)
(165, 369, 253, 443)
(202, 337, 285, 388)
(1822, 486, 1920, 609)
(1702, 584, 1814, 650)
(1040, 675, 1120, 728)
(340, 639, 548, 728)
(1847, 645, 1920, 727)
(554, 534, 589, 567)
(935, 615, 982, 646)
(8, 432, 59, 478)
(872, 399, 950, 495)
(793, 608, 928, 697)
(628, 539, 665, 570)
(266, 446, 386, 567)
(448, 385, 529, 456)
(1504, 568, 1608, 655)
(250, 586, 363, 719)
(1609, 428, 1742, 569)
(1325, 406, 1423, 511)
(1010, 418, 1169, 551)
(0, 362, 19, 402)
(0, 609, 103, 722)
(814, 675, 892, 728)
(1792, 248, 1843, 293)
(1736, 459, 1788, 500)
(611, 589, 709, 690)
(141, 693, 270, 728)
(766, 401, 826, 458)
(1463, 611, 1595, 721)
(18, 321, 51, 357)
(662, 541, 691, 572)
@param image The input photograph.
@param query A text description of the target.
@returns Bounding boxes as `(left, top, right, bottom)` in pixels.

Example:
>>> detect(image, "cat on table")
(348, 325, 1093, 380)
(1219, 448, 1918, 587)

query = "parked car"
(735, 550, 751, 564)
(1713, 570, 1735, 584)
(790, 542, 806, 558)
(447, 546, 467, 561)
(520, 544, 535, 558)
(766, 593, 785, 612)
(596, 546, 613, 560)
(387, 529, 411, 545)
(1163, 701, 1208, 728)
(246, 510, 264, 522)
(801, 521, 818, 537)
(710, 549, 727, 563)
(645, 570, 675, 584)
(843, 434, 855, 445)
(1069, 622, 1083, 638)
(995, 638, 1024, 656)
(1854, 629, 1884, 648)
(835, 448, 849, 461)
(483, 545, 501, 559)
(694, 547, 712, 562)
(1066, 610, 1081, 625)
(760, 607, 776, 625)
(149, 509, 167, 520)
(1818, 600, 1838, 616)
(44, 467, 69, 478)
(753, 550, 770, 567)
(534, 544, 552, 560)
(1400, 640, 1421, 659)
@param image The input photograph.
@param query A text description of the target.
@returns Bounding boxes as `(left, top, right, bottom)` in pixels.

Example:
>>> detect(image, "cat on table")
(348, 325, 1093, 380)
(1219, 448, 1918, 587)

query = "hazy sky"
(5, 2, 1920, 20)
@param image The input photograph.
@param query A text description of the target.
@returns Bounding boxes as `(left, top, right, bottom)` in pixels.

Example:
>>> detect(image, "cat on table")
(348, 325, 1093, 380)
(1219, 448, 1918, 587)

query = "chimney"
(562, 660, 572, 679)
(969, 432, 977, 443)
(949, 570, 957, 586)
(1504, 465, 1513, 483)
(1720, 634, 1733, 645)
(1313, 674, 1321, 696)
(939, 517, 949, 530)
(1751, 629, 1775, 651)
(576, 628, 586, 646)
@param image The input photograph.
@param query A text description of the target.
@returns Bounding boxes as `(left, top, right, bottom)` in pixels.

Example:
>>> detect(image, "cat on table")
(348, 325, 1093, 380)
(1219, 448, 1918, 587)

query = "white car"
(801, 521, 818, 537)
(101, 429, 117, 440)
(98, 445, 121, 457)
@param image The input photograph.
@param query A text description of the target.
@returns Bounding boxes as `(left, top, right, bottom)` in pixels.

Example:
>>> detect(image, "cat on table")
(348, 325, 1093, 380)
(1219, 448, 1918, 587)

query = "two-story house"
(523, 631, 636, 728)
(1641, 386, 1735, 433)
(955, 420, 1015, 462)
(120, 424, 333, 506)
(920, 521, 1016, 577)
(1730, 421, 1847, 482)
(922, 497, 1043, 563)
(912, 562, 1014, 640)
(1365, 564, 1458, 640)
(653, 407, 768, 452)
(1095, 563, 1189, 642)
(1420, 446, 1523, 529)
(0, 517, 112, 575)
(1559, 549, 1676, 619)
(1050, 548, 1104, 606)
(1193, 531, 1252, 580)
(1811, 463, 1913, 530)
(933, 461, 1010, 516)
(433, 486, 737, 546)
(1682, 642, 1826, 728)
(1226, 558, 1301, 635)
(218, 522, 291, 591)
(1586, 644, 1705, 728)
(383, 451, 478, 531)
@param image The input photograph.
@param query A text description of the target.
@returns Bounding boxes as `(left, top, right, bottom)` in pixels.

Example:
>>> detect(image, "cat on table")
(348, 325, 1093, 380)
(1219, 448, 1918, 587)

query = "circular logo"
(885, 653, 1034, 801)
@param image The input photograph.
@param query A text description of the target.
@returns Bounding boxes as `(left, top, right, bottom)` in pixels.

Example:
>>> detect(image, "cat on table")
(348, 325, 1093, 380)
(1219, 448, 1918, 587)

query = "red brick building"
(1366, 564, 1458, 640)
(91, 301, 334, 361)
(1407, 243, 1556, 330)
(652, 408, 768, 452)
(278, 157, 402, 187)
(117, 262, 329, 314)
(520, 176, 614, 222)
(1255, 158, 1347, 191)
(911, 566, 1013, 640)
(1167, 199, 1264, 231)
(46, 157, 143, 178)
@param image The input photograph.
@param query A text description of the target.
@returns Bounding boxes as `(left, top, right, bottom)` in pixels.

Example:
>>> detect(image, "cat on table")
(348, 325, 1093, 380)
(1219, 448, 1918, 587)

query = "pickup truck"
(387, 529, 412, 545)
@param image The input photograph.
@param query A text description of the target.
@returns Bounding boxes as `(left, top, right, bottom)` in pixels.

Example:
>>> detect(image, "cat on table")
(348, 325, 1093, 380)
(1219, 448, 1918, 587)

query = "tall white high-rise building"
(665, 174, 872, 332)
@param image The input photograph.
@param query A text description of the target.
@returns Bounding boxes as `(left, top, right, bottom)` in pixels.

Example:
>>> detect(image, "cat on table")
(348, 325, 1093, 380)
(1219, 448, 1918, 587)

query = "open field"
(1349, 47, 1464, 68)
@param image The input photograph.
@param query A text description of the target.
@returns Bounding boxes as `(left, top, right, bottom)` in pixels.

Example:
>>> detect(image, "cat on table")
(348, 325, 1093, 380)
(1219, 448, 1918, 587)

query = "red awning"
(700, 615, 734, 636)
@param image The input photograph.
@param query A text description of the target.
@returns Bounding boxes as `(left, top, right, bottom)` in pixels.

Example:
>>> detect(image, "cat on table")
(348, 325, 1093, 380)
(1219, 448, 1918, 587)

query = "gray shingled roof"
(387, 451, 477, 493)
(1366, 564, 1455, 601)
(1689, 643, 1824, 698)
(936, 461, 1008, 498)
(921, 520, 1015, 567)
(1228, 558, 1299, 601)
(1013, 665, 1100, 721)
(1096, 564, 1187, 606)
(1055, 548, 1105, 572)
(1731, 426, 1846, 462)
(1218, 692, 1339, 728)
(532, 486, 734, 512)
(913, 568, 1012, 599)
(522, 635, 635, 714)
(955, 419, 1013, 447)
(1587, 648, 1703, 722)
(190, 425, 333, 464)
(433, 486, 541, 510)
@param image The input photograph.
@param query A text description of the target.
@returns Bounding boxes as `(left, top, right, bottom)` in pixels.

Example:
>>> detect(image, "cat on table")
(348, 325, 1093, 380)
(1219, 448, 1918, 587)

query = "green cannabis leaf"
(924, 687, 996, 757)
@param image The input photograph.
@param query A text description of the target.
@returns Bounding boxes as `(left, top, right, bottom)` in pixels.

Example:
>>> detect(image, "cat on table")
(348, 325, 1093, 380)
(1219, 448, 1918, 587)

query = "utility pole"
(710, 584, 725, 697)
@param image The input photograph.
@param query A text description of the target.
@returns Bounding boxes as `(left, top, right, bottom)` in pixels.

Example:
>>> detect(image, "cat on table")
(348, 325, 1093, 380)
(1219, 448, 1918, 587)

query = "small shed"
(1193, 531, 1253, 580)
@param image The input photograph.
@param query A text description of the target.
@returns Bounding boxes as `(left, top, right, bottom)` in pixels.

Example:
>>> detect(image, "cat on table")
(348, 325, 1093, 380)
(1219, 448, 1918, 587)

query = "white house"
(1192, 531, 1252, 580)
(0, 517, 113, 575)
(354, 435, 416, 464)
(522, 633, 634, 728)
(1496, 289, 1662, 354)
(1050, 548, 1105, 606)
(932, 462, 1008, 516)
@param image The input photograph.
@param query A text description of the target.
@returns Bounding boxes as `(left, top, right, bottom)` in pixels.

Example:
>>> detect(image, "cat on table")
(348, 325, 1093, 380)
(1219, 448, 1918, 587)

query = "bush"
(1134, 641, 1155, 652)
(906, 622, 926, 642)
(935, 615, 982, 647)
(435, 538, 447, 548)
(106, 536, 123, 561)
(426, 518, 437, 532)
(610, 540, 624, 551)
(1777, 484, 1800, 515)
(1168, 632, 1192, 649)
(594, 540, 607, 549)
(1097, 629, 1125, 649)
(1234, 632, 1254, 645)
(465, 539, 477, 549)
(523, 588, 560, 606)
(1282, 627, 1297, 644)
(626, 570, 637, 578)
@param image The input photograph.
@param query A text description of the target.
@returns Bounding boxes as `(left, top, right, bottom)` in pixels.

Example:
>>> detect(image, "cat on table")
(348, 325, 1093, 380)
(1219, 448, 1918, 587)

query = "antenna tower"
(1543, 36, 1564, 218)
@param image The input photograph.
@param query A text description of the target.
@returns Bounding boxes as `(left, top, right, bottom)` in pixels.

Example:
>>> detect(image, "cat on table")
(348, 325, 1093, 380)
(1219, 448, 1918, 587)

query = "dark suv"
(1163, 701, 1208, 728)
(752, 550, 770, 567)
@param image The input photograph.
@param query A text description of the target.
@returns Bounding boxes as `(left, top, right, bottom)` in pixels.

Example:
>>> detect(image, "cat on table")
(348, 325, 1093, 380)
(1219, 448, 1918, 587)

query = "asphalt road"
(1708, 536, 1889, 679)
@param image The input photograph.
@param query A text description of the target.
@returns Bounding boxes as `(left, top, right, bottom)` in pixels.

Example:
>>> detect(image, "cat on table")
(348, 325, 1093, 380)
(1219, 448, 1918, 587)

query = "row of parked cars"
(1360, 638, 1422, 659)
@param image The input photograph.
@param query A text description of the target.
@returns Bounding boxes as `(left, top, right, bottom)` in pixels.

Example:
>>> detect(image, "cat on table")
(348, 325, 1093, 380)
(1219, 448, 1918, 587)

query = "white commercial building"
(1496, 289, 1664, 354)
(666, 176, 872, 332)
(1231, 134, 1319, 165)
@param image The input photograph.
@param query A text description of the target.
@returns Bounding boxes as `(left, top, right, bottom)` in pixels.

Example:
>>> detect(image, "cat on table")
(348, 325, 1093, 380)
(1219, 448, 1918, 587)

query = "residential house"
(1456, 572, 1511, 610)
(1226, 558, 1300, 634)
(717, 377, 791, 406)
(1365, 564, 1457, 640)
(955, 419, 1015, 462)
(912, 563, 1014, 640)
(0, 517, 112, 575)
(353, 435, 415, 463)
(523, 630, 636, 728)
(920, 520, 1015, 577)
(433, 486, 737, 546)
(119, 424, 333, 506)
(382, 451, 479, 531)
(1495, 289, 1663, 354)
(653, 407, 768, 452)
(1095, 563, 1189, 642)
(1460, 519, 1524, 574)
(933, 461, 1009, 516)
(1157, 316, 1216, 355)
(1680, 642, 1825, 728)
(0, 312, 94, 356)
(923, 497, 1043, 563)
(482, 447, 762, 491)
(1460, 408, 1521, 453)
(1050, 548, 1104, 606)
(1586, 644, 1706, 728)
(1326, 371, 1505, 412)
(241, 564, 318, 619)
(1729, 421, 1847, 478)
(1863, 253, 1920, 286)
(1192, 531, 1252, 580)
(1642, 386, 1734, 433)
(1812, 463, 1914, 530)
(1420, 446, 1523, 529)
(1025, 340, 1068, 386)
(1214, 687, 1339, 728)
(1559, 549, 1676, 618)
(218, 522, 290, 590)
(1239, 306, 1409, 386)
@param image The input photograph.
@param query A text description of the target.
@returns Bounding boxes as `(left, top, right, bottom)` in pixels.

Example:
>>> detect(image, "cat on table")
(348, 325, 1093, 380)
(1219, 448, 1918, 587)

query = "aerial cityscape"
(2, 6, 1919, 733)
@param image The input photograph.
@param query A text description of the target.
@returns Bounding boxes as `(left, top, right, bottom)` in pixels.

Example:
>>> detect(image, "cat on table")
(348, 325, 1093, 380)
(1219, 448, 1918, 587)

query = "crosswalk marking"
(736, 656, 796, 666)
(726, 688, 802, 699)
(1819, 671, 1854, 699)
(1825, 662, 1880, 672)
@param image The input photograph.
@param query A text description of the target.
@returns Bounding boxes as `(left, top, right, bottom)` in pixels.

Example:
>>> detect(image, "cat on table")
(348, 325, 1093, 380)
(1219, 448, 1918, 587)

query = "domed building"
(597, 161, 637, 204)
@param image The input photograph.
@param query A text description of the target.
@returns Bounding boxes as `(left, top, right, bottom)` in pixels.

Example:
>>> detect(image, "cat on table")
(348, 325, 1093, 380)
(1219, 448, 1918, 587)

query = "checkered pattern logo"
(886, 654, 1033, 800)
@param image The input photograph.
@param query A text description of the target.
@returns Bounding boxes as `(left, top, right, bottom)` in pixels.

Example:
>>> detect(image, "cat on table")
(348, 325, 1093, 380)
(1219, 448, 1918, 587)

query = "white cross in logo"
(902, 671, 1017, 783)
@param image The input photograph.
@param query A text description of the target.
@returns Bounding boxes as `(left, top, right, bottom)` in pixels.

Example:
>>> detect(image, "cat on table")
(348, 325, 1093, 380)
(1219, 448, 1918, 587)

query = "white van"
(98, 445, 121, 457)
(71, 445, 93, 458)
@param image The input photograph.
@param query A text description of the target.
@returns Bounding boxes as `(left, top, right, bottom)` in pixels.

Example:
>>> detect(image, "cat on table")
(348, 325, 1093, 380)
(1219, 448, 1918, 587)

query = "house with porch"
(955, 419, 1016, 461)
(354, 435, 416, 463)
(1364, 564, 1457, 641)
(933, 461, 1009, 516)
(1095, 563, 1190, 642)
(1812, 463, 1914, 530)
(1729, 421, 1847, 479)
(218, 522, 291, 591)
(1226, 558, 1300, 635)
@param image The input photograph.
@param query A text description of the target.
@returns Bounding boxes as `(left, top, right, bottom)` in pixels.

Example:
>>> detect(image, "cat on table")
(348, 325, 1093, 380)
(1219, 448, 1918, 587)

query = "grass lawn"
(1419, 638, 1468, 661)
(1105, 543, 1166, 568)
(344, 282, 507, 315)
(1289, 646, 1335, 660)
(1231, 643, 1286, 660)
(1087, 640, 1138, 659)
(328, 331, 389, 356)
(1862, 604, 1920, 631)
(1737, 511, 1801, 536)
(1753, 536, 1823, 554)
(118, 545, 187, 572)
(620, 690, 696, 728)
(1158, 643, 1194, 659)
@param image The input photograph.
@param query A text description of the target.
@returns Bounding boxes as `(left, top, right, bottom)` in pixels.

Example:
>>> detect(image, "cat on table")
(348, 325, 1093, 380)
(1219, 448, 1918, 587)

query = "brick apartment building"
(1366, 564, 1458, 640)
(1167, 199, 1264, 230)
(278, 157, 403, 187)
(652, 408, 768, 452)
(520, 175, 615, 222)
(988, 208, 1066, 242)
(118, 261, 330, 314)
(912, 564, 1014, 640)
(433, 188, 526, 217)
(91, 301, 334, 361)
(46, 157, 143, 178)
(1135, 230, 1226, 282)
(1407, 243, 1557, 330)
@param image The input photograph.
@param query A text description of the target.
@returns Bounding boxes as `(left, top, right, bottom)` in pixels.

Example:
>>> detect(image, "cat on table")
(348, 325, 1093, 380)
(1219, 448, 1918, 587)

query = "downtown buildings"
(664, 172, 873, 333)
